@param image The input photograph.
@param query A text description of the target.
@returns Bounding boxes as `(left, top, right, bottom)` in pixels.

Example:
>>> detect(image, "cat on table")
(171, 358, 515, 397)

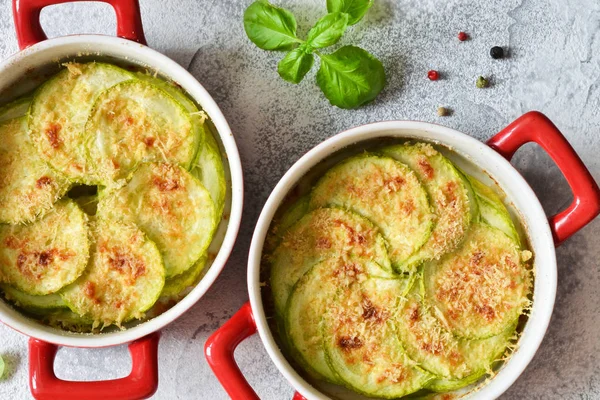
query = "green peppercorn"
(437, 107, 449, 116)
(476, 76, 489, 88)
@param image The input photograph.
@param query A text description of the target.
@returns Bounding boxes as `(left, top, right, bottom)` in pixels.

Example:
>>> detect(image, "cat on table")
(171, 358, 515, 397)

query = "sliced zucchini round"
(60, 219, 165, 328)
(134, 71, 200, 117)
(310, 154, 434, 272)
(160, 255, 207, 300)
(382, 143, 477, 266)
(266, 195, 310, 252)
(426, 374, 487, 393)
(42, 309, 95, 333)
(191, 130, 227, 226)
(0, 97, 31, 123)
(28, 62, 134, 180)
(0, 116, 71, 224)
(134, 73, 223, 208)
(322, 277, 433, 398)
(84, 80, 197, 185)
(285, 258, 354, 384)
(286, 260, 415, 385)
(395, 279, 514, 381)
(97, 162, 216, 278)
(269, 207, 393, 315)
(135, 70, 209, 168)
(1, 284, 66, 310)
(0, 199, 90, 295)
(467, 175, 520, 245)
(275, 195, 310, 237)
(423, 223, 531, 339)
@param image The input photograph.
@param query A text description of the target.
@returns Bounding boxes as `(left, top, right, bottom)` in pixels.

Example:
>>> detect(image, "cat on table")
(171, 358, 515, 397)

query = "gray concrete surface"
(1, 0, 600, 399)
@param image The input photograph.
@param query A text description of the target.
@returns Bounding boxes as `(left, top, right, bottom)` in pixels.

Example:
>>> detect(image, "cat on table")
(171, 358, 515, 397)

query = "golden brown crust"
(0, 200, 90, 295)
(60, 219, 165, 328)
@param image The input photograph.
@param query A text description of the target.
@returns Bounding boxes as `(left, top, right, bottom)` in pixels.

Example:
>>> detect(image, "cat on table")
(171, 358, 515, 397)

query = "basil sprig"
(243, 0, 301, 50)
(243, 0, 385, 109)
(327, 0, 373, 26)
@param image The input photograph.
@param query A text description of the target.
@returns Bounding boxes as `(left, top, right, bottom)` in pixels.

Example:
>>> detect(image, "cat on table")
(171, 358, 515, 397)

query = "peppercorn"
(476, 76, 489, 88)
(490, 46, 504, 59)
(458, 32, 468, 41)
(437, 107, 449, 116)
(428, 70, 439, 81)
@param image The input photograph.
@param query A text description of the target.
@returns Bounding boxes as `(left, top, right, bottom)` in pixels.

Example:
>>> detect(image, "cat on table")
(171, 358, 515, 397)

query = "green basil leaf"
(306, 12, 349, 49)
(278, 46, 315, 84)
(326, 0, 373, 25)
(244, 0, 301, 51)
(316, 45, 385, 109)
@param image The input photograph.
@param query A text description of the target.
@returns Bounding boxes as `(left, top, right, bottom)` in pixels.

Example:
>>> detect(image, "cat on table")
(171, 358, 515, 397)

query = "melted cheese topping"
(29, 63, 133, 180)
(310, 155, 434, 271)
(395, 283, 513, 380)
(286, 258, 368, 383)
(85, 80, 196, 185)
(0, 117, 70, 224)
(270, 207, 392, 315)
(323, 277, 432, 397)
(383, 143, 475, 265)
(98, 162, 215, 278)
(60, 219, 165, 328)
(0, 200, 90, 295)
(424, 223, 531, 339)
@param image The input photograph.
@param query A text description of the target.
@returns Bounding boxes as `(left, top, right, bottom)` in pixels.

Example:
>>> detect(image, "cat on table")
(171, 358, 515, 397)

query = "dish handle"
(205, 302, 307, 400)
(12, 0, 146, 49)
(29, 331, 160, 400)
(487, 111, 600, 246)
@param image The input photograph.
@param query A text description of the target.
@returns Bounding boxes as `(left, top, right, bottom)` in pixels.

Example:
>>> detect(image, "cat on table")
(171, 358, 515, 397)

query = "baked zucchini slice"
(0, 97, 31, 123)
(266, 195, 310, 252)
(0, 115, 71, 224)
(0, 199, 90, 295)
(138, 70, 227, 226)
(395, 279, 514, 382)
(310, 154, 434, 272)
(160, 255, 207, 300)
(322, 277, 433, 398)
(286, 259, 414, 385)
(28, 62, 133, 180)
(135, 70, 210, 165)
(270, 207, 393, 315)
(275, 196, 310, 236)
(191, 130, 227, 225)
(85, 80, 197, 185)
(467, 175, 520, 245)
(382, 143, 477, 266)
(42, 309, 95, 333)
(134, 71, 196, 109)
(423, 223, 531, 339)
(60, 219, 165, 328)
(1, 284, 66, 310)
(98, 163, 216, 277)
(426, 374, 485, 393)
(285, 258, 352, 384)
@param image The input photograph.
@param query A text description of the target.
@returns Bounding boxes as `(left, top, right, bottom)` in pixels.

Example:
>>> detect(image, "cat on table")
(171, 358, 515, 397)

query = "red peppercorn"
(458, 31, 468, 41)
(428, 70, 439, 81)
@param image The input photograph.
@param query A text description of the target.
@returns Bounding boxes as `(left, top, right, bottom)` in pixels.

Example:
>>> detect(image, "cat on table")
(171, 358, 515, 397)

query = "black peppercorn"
(490, 46, 504, 59)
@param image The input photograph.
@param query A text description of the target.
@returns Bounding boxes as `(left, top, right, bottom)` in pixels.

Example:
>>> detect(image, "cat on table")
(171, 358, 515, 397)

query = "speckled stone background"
(0, 0, 599, 399)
